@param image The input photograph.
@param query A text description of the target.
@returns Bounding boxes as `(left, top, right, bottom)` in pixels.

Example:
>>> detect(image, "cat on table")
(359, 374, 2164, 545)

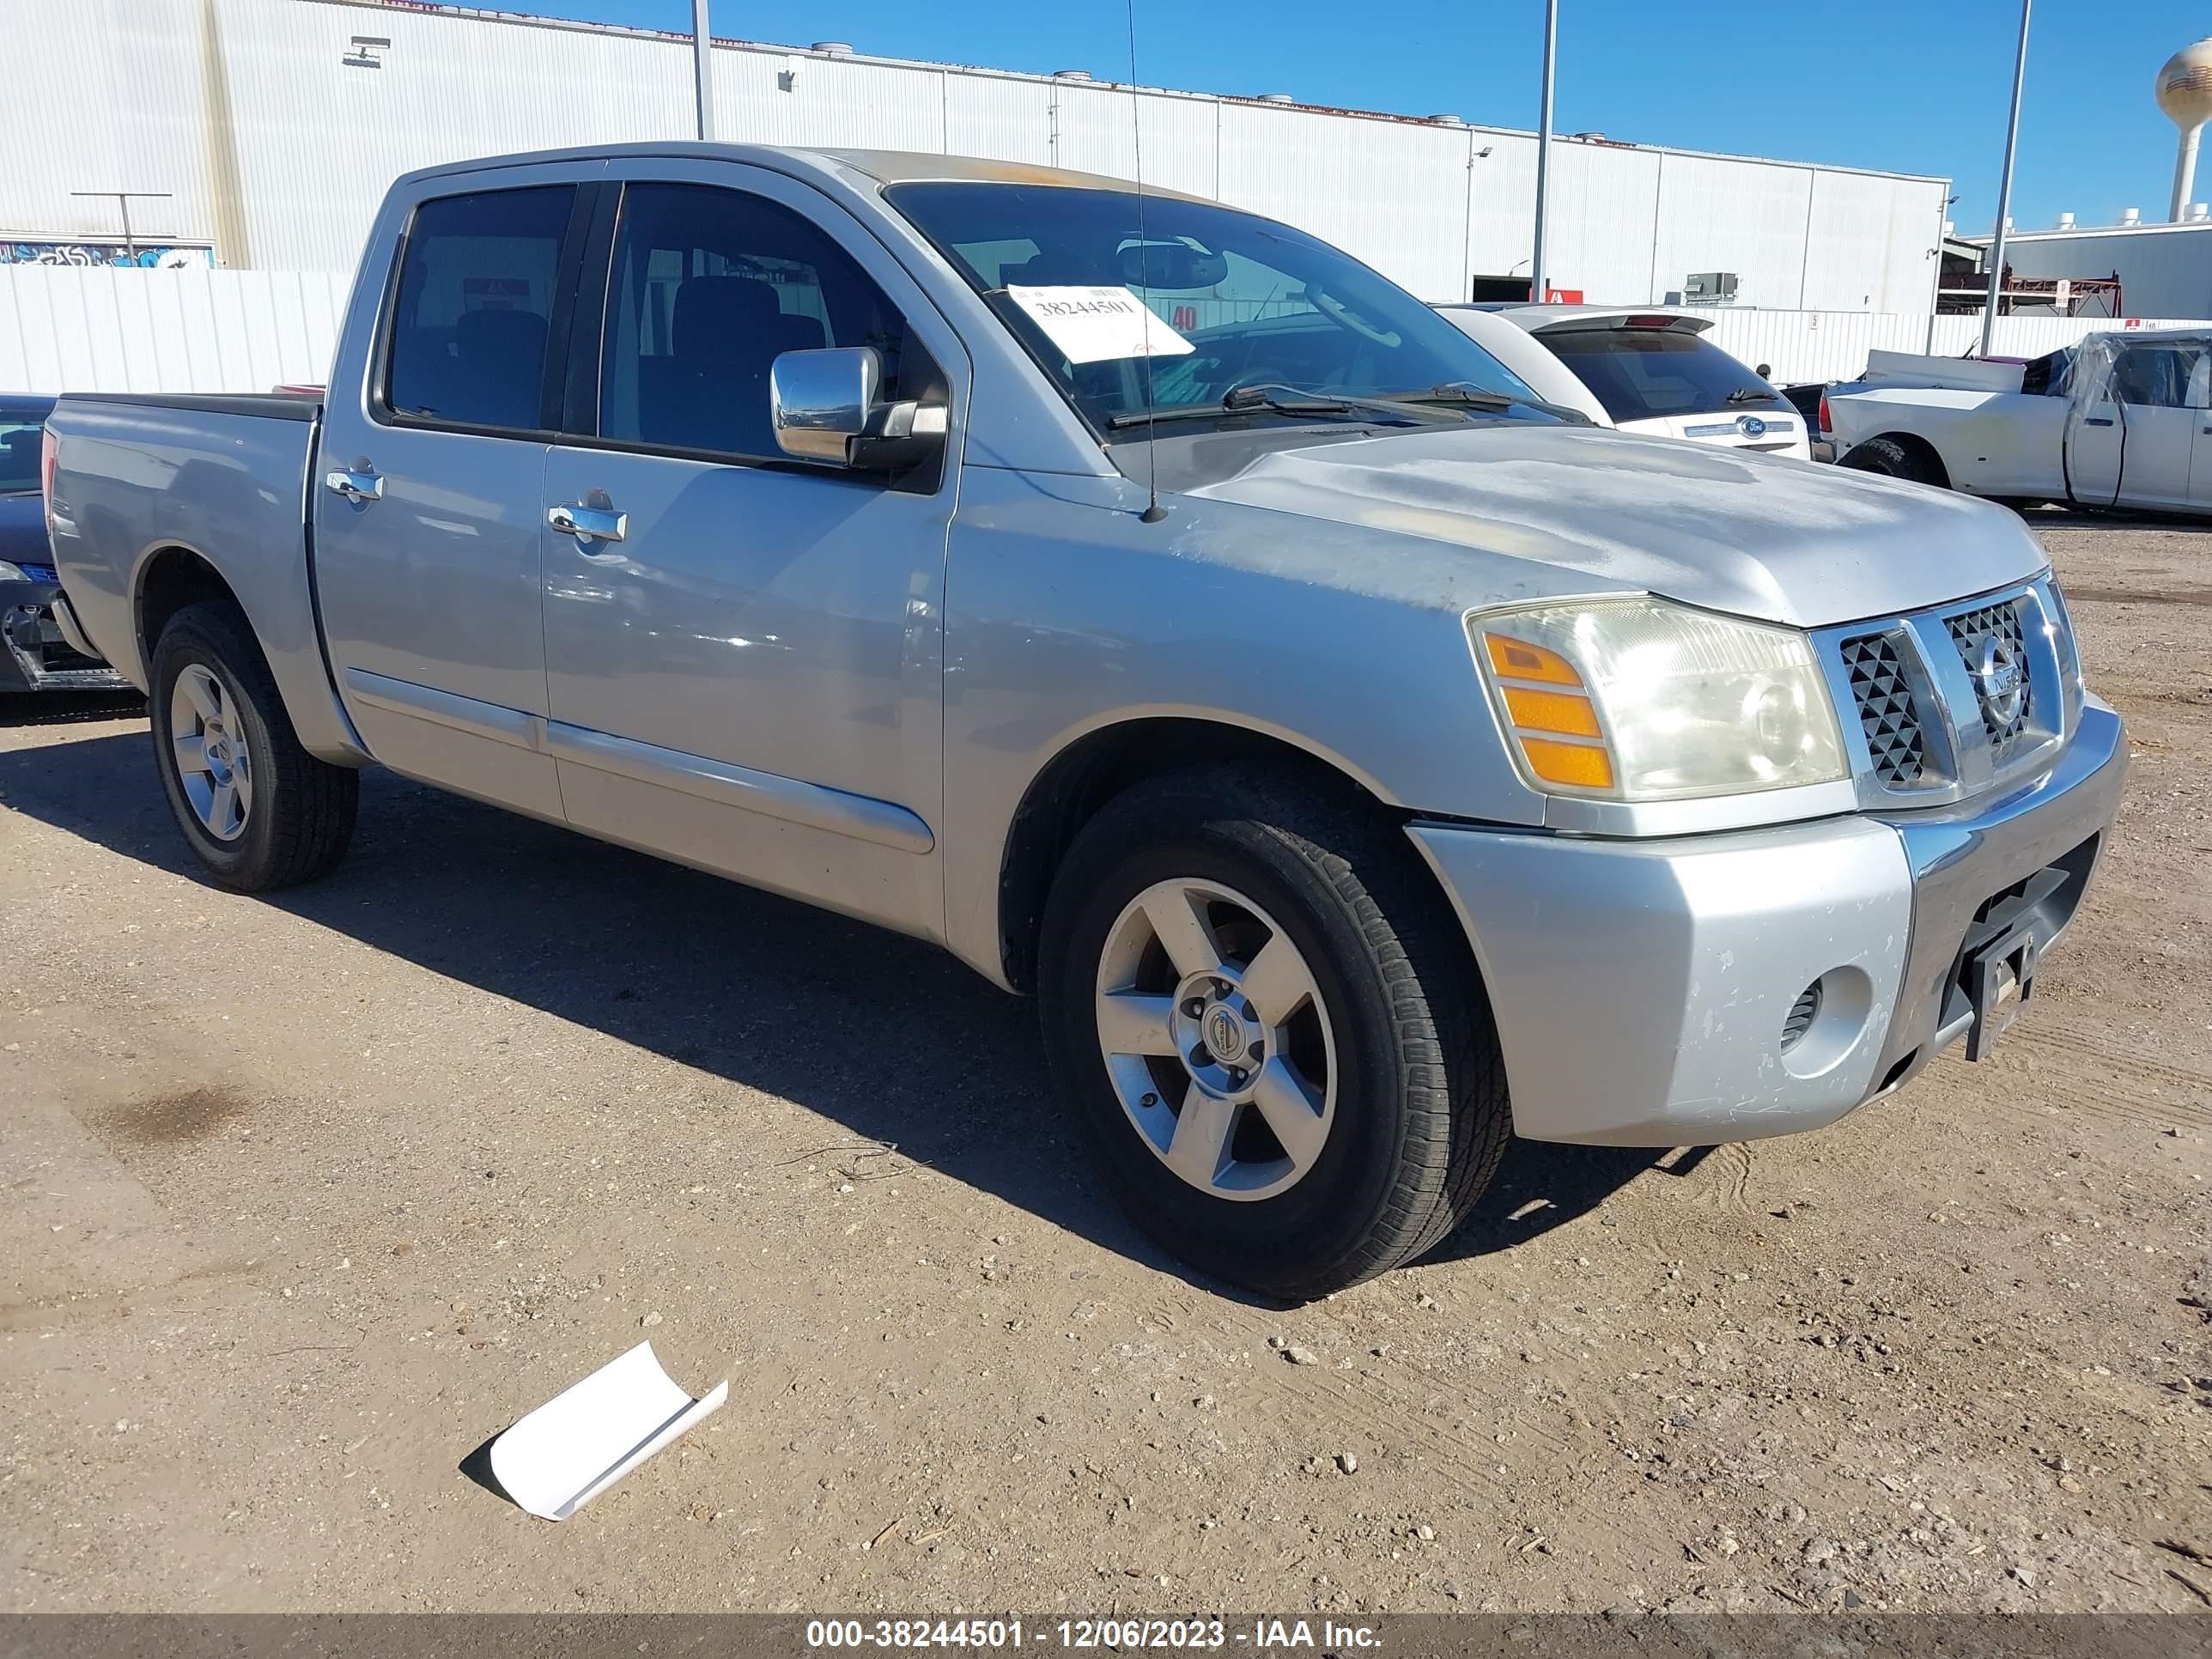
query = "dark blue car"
(1, 393, 128, 692)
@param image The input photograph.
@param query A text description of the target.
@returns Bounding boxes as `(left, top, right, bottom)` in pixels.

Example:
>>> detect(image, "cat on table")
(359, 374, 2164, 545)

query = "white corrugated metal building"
(5, 0, 1950, 312)
(1964, 218, 2212, 320)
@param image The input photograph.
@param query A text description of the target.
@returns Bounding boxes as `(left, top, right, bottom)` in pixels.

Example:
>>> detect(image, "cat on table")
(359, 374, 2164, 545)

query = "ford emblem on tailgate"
(1736, 415, 1767, 439)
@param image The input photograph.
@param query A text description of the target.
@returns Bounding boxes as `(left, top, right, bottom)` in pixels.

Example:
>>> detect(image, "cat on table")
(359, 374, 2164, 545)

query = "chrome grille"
(1838, 631, 1926, 788)
(1817, 579, 2077, 810)
(1944, 599, 2032, 760)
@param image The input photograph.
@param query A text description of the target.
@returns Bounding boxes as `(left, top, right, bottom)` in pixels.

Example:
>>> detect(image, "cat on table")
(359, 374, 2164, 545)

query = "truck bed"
(46, 390, 358, 759)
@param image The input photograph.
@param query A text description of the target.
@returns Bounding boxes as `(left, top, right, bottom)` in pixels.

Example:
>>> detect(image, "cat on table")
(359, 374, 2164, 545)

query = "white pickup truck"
(1826, 331, 2212, 514)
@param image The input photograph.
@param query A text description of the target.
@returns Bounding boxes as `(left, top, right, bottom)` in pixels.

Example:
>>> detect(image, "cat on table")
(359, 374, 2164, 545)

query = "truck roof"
(393, 143, 1218, 204)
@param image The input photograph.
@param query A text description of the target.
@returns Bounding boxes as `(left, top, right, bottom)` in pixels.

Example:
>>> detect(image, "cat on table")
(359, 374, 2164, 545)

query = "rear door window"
(384, 185, 577, 433)
(1540, 327, 1784, 422)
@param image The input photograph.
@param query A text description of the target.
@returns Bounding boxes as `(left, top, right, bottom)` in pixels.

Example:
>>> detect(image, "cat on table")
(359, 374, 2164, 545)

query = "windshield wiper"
(1106, 382, 1455, 431)
(1396, 382, 1595, 426)
(1724, 386, 1784, 404)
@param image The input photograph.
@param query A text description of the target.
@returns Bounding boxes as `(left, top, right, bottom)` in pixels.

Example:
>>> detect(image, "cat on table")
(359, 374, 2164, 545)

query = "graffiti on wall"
(3, 242, 215, 269)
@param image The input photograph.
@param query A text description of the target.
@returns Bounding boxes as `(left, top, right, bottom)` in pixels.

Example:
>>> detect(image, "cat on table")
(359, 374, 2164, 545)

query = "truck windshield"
(1537, 327, 1785, 422)
(883, 182, 1550, 438)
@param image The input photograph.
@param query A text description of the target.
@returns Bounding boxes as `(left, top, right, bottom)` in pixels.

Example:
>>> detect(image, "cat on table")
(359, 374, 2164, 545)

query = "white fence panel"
(1702, 311, 2212, 386)
(5, 268, 2210, 408)
(0, 266, 348, 394)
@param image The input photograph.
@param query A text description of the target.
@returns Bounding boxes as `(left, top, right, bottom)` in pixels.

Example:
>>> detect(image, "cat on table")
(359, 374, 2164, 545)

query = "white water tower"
(2158, 40, 2212, 221)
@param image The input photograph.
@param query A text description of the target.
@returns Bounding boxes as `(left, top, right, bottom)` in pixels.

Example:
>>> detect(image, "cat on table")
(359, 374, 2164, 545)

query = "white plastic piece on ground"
(489, 1340, 728, 1521)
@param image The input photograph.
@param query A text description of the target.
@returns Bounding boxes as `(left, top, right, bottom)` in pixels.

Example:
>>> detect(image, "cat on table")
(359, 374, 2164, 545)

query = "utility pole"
(1980, 0, 2032, 357)
(1530, 0, 1558, 303)
(692, 0, 714, 141)
(69, 191, 174, 263)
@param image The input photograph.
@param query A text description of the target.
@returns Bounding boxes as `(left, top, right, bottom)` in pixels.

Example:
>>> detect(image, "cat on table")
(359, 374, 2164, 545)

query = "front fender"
(937, 467, 1549, 985)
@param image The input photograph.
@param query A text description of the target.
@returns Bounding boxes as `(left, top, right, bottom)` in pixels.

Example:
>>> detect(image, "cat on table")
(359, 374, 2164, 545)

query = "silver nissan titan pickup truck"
(46, 146, 2129, 1298)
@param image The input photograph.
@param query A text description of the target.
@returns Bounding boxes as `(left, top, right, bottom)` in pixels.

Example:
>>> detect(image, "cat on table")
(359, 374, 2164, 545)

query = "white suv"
(1436, 304, 1811, 461)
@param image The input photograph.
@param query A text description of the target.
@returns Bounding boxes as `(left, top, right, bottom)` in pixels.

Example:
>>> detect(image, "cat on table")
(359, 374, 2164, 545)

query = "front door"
(2069, 342, 2207, 512)
(315, 173, 598, 819)
(538, 167, 963, 937)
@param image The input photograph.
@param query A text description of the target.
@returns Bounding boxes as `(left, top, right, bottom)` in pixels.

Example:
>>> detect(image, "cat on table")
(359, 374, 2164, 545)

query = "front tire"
(1037, 768, 1510, 1300)
(149, 600, 358, 891)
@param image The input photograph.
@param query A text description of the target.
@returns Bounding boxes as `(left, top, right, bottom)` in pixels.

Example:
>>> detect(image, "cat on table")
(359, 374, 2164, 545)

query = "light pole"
(1980, 0, 2032, 357)
(692, 0, 714, 141)
(69, 191, 174, 263)
(1530, 0, 1558, 303)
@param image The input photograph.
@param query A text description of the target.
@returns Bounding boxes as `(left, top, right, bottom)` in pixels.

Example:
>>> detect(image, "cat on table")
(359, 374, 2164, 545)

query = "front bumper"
(0, 577, 130, 693)
(1409, 699, 2128, 1146)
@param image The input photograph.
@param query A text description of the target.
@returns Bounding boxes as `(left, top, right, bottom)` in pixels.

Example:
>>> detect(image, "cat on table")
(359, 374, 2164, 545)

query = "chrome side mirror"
(771, 346, 879, 464)
(772, 346, 946, 470)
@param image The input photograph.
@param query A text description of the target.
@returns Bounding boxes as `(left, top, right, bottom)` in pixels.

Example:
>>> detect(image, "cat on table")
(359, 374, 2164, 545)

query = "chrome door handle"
(548, 502, 628, 544)
(324, 467, 383, 502)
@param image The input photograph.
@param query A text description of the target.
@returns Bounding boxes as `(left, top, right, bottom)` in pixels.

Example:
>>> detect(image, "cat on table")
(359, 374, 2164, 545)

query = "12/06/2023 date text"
(805, 1619, 1382, 1650)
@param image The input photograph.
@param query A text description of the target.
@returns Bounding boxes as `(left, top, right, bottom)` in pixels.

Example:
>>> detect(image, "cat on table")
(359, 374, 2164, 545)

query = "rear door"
(314, 166, 599, 818)
(534, 161, 963, 937)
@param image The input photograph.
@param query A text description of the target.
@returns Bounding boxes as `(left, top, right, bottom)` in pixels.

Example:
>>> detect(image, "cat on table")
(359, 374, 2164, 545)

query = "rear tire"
(1037, 767, 1510, 1300)
(149, 600, 358, 891)
(1841, 435, 1942, 487)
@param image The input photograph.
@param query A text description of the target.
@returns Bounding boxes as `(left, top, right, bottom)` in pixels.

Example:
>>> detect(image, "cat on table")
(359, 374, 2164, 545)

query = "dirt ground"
(1, 514, 2206, 1617)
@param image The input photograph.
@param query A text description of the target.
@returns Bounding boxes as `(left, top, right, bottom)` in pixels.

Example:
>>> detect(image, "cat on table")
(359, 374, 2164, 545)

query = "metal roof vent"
(1571, 130, 1606, 140)
(1429, 112, 1466, 125)
(2192, 202, 2210, 221)
(1256, 92, 1294, 104)
(2055, 211, 2075, 228)
(1052, 69, 1093, 81)
(2121, 206, 2143, 224)
(811, 41, 854, 56)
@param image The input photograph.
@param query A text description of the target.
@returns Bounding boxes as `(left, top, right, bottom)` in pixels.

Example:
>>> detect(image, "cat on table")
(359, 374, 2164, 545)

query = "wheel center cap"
(1204, 1004, 1249, 1065)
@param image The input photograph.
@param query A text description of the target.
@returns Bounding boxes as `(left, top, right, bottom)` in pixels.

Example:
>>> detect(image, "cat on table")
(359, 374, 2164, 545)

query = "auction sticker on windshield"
(1007, 285, 1194, 363)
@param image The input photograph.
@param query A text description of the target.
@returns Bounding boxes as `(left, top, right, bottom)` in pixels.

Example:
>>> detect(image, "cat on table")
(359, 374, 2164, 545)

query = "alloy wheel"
(1093, 878, 1336, 1201)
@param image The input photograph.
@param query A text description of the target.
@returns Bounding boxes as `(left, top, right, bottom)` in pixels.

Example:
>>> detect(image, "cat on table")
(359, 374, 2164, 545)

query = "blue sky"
(491, 0, 2205, 234)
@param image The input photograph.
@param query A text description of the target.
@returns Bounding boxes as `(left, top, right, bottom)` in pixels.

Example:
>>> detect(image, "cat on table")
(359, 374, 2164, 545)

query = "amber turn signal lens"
(1483, 632, 1584, 688)
(1519, 736, 1616, 790)
(1500, 684, 1602, 738)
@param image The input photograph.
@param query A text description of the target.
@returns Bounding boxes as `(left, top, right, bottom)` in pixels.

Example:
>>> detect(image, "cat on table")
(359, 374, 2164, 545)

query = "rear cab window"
(382, 185, 578, 433)
(1539, 326, 1785, 422)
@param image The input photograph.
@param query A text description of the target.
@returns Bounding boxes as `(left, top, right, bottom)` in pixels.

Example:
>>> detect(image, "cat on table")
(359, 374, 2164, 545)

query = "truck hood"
(1182, 423, 2046, 629)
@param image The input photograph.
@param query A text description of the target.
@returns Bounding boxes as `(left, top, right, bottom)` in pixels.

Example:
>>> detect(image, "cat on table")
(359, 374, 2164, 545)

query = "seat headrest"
(674, 276, 783, 362)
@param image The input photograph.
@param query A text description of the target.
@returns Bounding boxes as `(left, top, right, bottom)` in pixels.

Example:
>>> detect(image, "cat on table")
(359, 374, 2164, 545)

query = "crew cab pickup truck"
(1828, 331, 2212, 514)
(47, 145, 2129, 1298)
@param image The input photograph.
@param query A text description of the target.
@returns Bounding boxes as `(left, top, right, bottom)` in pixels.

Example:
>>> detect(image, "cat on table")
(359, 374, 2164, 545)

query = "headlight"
(1471, 597, 1847, 801)
(0, 562, 26, 582)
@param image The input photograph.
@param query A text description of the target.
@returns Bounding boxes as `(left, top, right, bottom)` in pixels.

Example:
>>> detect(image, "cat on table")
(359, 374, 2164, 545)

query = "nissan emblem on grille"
(1947, 599, 2033, 757)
